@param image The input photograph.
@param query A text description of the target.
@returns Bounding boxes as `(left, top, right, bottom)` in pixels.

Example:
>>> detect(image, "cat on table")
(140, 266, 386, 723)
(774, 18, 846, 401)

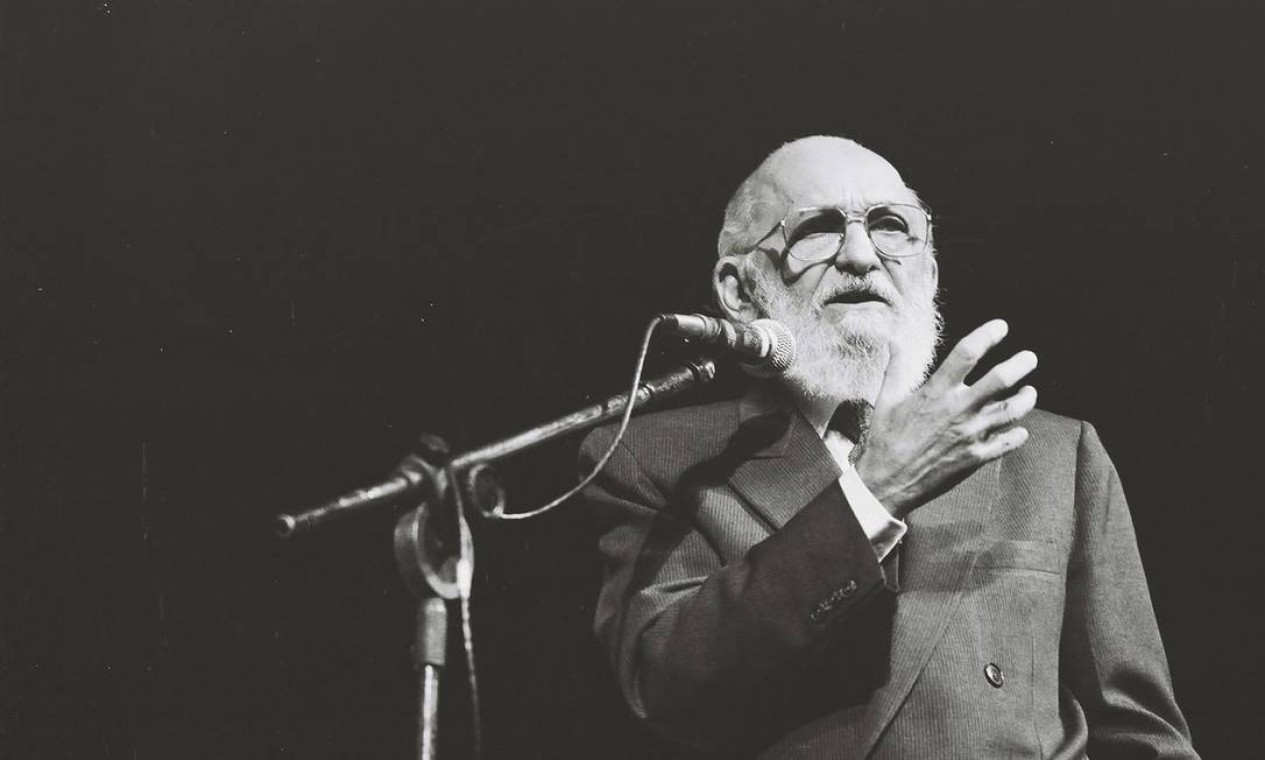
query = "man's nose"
(832, 220, 882, 274)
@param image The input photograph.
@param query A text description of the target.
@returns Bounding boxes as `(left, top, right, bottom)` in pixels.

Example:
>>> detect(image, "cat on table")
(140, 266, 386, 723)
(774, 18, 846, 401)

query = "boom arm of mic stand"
(274, 357, 716, 538)
(448, 357, 716, 471)
(274, 450, 433, 538)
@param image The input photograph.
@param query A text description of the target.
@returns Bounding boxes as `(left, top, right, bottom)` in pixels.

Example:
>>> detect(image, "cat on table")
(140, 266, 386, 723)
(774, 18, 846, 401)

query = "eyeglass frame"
(745, 202, 934, 262)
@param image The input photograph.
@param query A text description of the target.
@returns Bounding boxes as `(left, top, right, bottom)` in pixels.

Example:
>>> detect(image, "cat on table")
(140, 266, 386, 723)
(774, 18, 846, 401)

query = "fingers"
(932, 319, 1010, 389)
(968, 350, 1038, 405)
(965, 385, 1036, 463)
(969, 385, 1038, 436)
(971, 426, 1030, 462)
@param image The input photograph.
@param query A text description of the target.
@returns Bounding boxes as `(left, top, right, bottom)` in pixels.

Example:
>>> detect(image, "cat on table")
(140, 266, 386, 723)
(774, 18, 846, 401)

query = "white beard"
(746, 265, 942, 405)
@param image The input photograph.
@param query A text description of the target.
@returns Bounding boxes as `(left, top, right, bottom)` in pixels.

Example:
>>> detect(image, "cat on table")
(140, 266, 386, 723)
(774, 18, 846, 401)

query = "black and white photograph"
(1, 1, 1260, 757)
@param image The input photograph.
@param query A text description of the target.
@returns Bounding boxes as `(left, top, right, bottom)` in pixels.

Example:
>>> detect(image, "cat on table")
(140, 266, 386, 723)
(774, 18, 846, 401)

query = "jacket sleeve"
(582, 425, 895, 747)
(1061, 422, 1200, 758)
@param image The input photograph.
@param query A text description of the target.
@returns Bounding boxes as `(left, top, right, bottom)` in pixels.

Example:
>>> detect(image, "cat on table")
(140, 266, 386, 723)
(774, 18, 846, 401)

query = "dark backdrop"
(2, 1, 1261, 757)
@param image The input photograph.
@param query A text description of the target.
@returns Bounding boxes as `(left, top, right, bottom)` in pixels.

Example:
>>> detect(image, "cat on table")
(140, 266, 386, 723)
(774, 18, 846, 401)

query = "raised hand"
(852, 319, 1038, 518)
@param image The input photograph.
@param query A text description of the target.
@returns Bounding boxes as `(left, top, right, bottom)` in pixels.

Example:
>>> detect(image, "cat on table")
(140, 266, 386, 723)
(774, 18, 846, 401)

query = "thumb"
(874, 338, 905, 411)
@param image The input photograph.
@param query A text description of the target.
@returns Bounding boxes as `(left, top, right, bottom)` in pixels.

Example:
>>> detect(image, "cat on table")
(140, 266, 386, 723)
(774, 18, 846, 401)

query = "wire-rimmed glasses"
(750, 203, 933, 262)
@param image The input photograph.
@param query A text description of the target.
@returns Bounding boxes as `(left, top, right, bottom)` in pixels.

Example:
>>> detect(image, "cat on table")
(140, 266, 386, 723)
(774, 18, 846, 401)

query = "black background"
(2, 1, 1262, 757)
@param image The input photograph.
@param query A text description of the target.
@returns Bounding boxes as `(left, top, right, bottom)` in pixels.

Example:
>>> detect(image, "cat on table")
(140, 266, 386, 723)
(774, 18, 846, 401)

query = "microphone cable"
(449, 314, 667, 760)
(477, 313, 667, 522)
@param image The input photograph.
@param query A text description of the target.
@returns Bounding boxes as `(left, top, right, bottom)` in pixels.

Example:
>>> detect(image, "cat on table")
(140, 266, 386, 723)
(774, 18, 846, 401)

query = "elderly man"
(580, 136, 1198, 758)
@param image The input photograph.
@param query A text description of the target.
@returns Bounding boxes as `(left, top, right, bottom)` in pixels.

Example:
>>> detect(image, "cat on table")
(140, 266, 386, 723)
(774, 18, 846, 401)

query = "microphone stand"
(275, 357, 717, 760)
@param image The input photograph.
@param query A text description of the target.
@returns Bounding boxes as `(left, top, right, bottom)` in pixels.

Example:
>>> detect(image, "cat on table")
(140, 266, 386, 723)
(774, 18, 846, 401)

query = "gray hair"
(716, 168, 790, 260)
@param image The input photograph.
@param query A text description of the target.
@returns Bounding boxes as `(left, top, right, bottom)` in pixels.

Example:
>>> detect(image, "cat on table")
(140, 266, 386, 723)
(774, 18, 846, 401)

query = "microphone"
(659, 314, 796, 376)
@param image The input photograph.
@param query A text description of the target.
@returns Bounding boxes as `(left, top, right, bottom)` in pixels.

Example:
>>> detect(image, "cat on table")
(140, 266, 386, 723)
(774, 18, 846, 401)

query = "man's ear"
(713, 255, 763, 322)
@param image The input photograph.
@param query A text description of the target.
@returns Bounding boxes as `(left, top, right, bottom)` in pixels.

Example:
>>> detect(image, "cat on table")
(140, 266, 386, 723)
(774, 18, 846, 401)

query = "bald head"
(717, 136, 919, 259)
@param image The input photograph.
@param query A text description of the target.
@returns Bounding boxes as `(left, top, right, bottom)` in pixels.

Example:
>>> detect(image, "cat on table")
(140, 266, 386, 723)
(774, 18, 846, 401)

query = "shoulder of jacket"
(1024, 407, 1086, 439)
(1004, 407, 1103, 476)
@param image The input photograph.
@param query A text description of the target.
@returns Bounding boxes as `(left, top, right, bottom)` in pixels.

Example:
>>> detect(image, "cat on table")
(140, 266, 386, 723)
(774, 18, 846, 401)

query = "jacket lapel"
(726, 385, 842, 532)
(858, 457, 1002, 757)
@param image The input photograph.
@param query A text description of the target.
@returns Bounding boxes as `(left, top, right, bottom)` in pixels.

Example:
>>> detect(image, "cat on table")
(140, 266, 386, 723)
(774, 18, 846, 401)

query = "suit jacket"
(581, 383, 1197, 759)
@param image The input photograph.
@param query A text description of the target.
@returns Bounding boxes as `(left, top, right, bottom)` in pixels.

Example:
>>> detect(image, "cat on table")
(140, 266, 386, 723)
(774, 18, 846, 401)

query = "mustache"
(814, 276, 901, 308)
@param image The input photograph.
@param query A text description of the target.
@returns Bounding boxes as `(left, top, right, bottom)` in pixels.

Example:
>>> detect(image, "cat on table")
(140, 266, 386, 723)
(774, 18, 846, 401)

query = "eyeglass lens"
(784, 206, 927, 260)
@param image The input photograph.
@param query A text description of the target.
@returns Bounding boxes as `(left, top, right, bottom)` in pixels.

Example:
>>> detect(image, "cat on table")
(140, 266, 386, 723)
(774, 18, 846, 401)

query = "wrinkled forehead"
(760, 141, 916, 211)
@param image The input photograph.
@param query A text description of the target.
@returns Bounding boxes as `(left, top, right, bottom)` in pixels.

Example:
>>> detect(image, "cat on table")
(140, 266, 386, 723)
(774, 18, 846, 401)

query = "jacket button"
(839, 579, 858, 599)
(984, 662, 1004, 688)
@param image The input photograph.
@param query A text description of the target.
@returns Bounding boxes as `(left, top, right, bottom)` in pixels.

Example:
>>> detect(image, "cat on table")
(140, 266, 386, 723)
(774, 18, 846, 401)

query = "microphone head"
(742, 319, 797, 377)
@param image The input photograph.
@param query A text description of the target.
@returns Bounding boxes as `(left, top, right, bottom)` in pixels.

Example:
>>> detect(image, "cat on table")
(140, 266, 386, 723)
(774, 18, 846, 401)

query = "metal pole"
(413, 597, 448, 760)
(418, 665, 441, 760)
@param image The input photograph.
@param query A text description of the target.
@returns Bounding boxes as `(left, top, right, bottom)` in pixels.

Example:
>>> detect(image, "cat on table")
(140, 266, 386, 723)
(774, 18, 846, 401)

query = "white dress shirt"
(820, 430, 908, 561)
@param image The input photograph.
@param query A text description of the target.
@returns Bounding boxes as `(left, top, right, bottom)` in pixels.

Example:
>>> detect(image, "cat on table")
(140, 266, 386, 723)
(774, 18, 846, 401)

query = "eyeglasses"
(750, 203, 933, 262)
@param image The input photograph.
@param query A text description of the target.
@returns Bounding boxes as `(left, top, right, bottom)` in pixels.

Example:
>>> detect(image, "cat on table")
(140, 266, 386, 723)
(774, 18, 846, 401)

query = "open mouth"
(824, 290, 889, 307)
